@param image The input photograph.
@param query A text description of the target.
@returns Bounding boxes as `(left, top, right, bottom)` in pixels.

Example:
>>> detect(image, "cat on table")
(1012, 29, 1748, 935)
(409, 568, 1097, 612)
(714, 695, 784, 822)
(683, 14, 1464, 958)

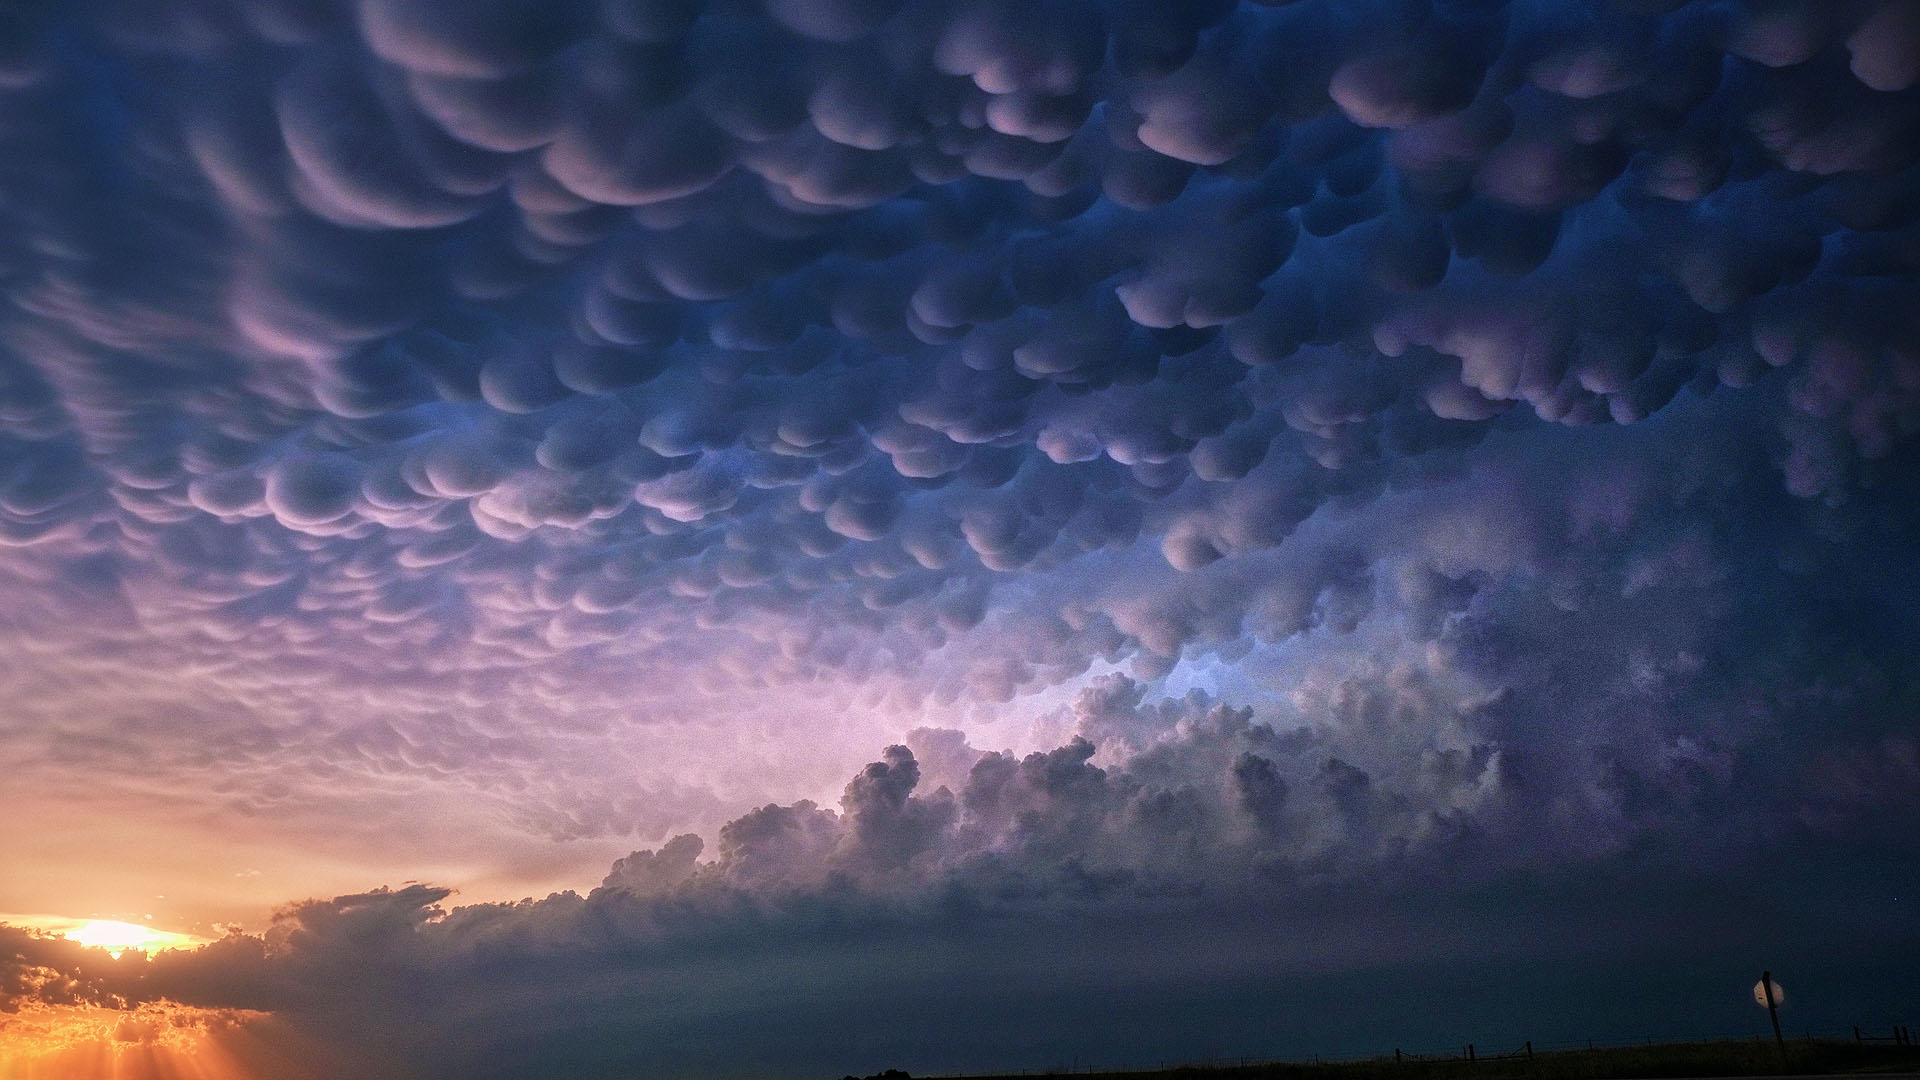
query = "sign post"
(1755, 971, 1787, 1069)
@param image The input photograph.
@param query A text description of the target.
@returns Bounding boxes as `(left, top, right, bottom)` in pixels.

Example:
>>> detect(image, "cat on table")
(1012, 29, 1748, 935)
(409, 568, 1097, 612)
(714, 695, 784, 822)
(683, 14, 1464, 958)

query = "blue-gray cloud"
(0, 0, 1918, 1068)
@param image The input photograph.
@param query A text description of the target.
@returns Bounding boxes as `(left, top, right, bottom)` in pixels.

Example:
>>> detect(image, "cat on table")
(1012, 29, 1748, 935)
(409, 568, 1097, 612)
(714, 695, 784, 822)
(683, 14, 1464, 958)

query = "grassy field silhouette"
(923, 1036, 1920, 1080)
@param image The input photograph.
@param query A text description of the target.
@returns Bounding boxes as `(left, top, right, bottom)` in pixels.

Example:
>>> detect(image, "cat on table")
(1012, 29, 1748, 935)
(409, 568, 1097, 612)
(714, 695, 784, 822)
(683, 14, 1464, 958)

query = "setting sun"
(61, 920, 201, 958)
(0, 915, 206, 960)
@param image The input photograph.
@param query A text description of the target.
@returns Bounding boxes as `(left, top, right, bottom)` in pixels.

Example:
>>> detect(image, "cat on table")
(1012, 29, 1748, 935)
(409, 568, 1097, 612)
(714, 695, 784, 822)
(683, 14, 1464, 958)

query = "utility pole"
(1760, 971, 1787, 1069)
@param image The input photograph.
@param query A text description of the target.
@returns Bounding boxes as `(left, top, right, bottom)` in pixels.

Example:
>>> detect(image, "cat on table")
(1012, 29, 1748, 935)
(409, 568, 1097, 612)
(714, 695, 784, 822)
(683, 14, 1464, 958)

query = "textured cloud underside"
(0, 0, 1917, 1020)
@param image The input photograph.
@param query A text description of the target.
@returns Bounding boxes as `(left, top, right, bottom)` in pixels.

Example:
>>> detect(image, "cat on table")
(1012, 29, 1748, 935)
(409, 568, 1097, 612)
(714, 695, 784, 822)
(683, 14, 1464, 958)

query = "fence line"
(917, 1024, 1919, 1080)
(1853, 1024, 1914, 1046)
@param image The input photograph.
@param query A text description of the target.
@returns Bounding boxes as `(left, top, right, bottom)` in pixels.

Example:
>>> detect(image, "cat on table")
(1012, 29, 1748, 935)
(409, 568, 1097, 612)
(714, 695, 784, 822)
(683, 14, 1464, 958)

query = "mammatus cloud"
(0, 0, 1918, 1069)
(0, 0, 1914, 848)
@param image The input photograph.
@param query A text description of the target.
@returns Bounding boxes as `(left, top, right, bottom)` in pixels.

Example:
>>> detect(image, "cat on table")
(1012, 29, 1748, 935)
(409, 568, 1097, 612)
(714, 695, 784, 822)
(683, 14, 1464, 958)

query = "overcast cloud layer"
(1, 0, 1918, 1073)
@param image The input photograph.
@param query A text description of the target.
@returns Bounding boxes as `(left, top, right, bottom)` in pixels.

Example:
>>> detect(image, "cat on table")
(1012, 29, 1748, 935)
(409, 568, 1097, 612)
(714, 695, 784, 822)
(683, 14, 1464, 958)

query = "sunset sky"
(1, 0, 1918, 1076)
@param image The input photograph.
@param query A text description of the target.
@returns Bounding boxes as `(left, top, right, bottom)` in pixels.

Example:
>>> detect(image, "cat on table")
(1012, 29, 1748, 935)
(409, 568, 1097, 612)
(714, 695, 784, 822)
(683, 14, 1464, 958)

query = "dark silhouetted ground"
(929, 1038, 1920, 1080)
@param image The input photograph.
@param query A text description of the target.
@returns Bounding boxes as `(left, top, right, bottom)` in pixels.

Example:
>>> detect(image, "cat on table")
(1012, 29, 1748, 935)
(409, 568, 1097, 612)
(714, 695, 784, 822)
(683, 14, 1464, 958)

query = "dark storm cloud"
(1, 0, 1919, 1067)
(6, 676, 1916, 1076)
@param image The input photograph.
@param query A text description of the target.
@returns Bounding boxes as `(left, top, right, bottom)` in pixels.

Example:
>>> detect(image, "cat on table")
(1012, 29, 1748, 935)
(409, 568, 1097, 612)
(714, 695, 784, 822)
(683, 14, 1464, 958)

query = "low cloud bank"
(7, 673, 1915, 1076)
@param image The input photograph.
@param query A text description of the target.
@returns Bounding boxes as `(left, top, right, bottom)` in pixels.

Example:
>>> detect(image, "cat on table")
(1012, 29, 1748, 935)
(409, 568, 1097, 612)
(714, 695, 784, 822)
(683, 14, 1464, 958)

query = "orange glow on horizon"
(0, 920, 348, 1080)
(0, 1001, 265, 1080)
(0, 1001, 359, 1080)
